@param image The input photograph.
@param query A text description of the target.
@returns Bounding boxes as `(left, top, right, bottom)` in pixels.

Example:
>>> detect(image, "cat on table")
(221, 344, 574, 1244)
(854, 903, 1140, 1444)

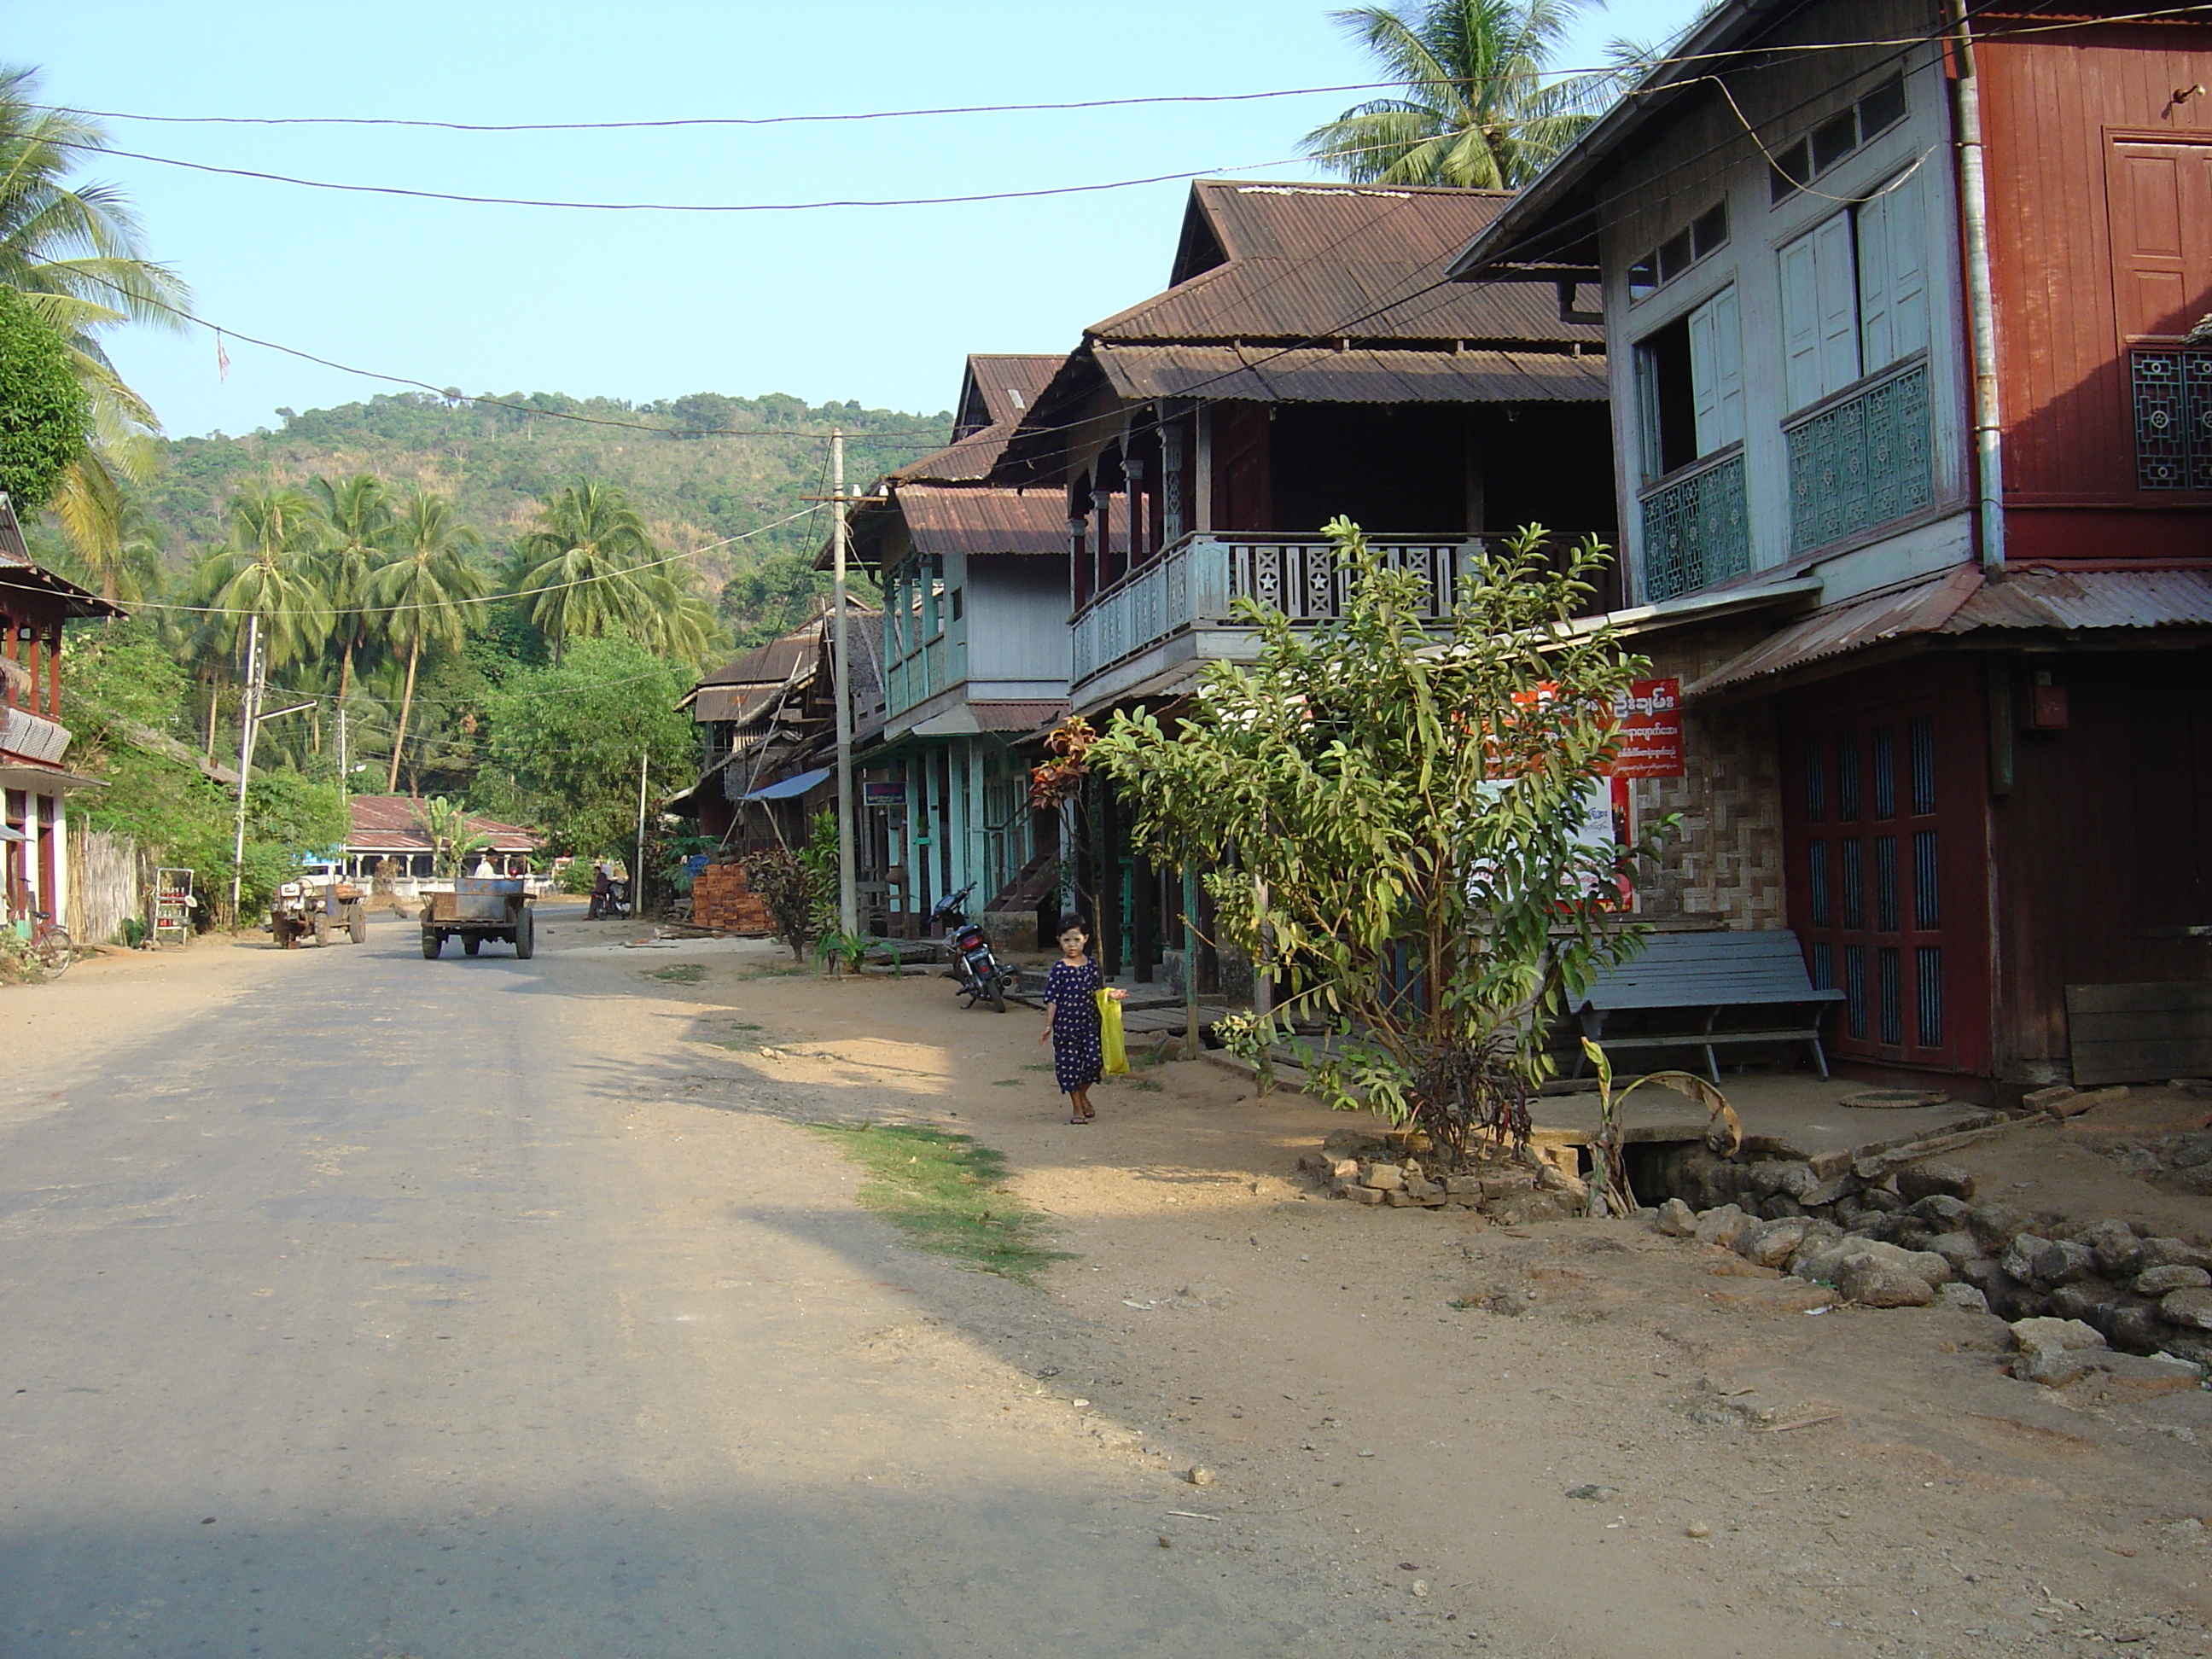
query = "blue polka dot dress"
(1043, 957, 1104, 1094)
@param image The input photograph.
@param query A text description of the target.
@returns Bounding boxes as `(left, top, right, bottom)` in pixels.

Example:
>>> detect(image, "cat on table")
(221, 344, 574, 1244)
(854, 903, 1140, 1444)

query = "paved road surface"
(1, 918, 1371, 1658)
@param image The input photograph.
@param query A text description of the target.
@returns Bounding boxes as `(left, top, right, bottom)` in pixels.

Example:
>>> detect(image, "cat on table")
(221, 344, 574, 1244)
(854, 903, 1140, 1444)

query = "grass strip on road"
(810, 1121, 1071, 1284)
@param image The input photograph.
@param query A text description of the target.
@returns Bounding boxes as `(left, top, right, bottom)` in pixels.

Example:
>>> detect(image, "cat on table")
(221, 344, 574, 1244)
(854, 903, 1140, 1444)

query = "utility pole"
(337, 705, 347, 780)
(634, 747, 649, 917)
(830, 429, 858, 938)
(228, 614, 264, 921)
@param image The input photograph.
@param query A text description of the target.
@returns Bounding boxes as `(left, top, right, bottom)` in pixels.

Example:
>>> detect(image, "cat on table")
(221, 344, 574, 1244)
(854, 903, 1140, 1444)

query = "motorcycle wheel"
(987, 975, 1006, 1013)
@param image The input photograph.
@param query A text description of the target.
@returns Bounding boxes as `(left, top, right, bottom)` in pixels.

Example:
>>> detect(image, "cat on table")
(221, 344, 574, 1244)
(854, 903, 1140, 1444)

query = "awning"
(0, 763, 107, 795)
(1092, 341, 1607, 405)
(0, 822, 25, 841)
(739, 765, 832, 803)
(1686, 567, 2212, 701)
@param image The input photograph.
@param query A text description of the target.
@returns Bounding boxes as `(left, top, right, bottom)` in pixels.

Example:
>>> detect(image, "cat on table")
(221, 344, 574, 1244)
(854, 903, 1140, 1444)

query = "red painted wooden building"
(1454, 0, 2212, 1094)
(0, 494, 125, 934)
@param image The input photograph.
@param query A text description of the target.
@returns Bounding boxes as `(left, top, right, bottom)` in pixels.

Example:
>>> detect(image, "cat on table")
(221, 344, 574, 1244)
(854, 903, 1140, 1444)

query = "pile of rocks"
(1295, 1131, 1580, 1224)
(2005, 1315, 2204, 1394)
(2072, 1128, 2212, 1196)
(1654, 1177, 2212, 1369)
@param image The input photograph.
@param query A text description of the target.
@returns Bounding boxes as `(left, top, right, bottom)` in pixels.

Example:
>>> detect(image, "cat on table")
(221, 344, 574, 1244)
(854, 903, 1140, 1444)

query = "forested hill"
(141, 389, 951, 644)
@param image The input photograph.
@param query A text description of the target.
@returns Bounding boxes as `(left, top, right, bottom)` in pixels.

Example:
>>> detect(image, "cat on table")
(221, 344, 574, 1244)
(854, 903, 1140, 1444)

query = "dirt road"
(6, 912, 2209, 1658)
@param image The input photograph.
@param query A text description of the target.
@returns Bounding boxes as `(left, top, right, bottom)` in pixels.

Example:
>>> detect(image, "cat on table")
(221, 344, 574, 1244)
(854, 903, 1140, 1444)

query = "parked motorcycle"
(932, 882, 1011, 1013)
(590, 876, 632, 921)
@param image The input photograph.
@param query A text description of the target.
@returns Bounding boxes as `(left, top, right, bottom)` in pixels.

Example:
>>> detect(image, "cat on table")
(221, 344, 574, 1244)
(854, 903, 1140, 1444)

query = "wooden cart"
(421, 876, 534, 959)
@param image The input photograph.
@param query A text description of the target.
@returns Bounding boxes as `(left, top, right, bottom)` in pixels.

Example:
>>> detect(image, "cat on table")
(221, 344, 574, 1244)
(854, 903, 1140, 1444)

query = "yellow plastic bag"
(1096, 987, 1129, 1075)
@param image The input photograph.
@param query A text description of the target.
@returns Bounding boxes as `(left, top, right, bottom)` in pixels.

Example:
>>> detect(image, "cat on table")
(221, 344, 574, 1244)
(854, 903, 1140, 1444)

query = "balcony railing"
(1639, 448, 1749, 602)
(1070, 533, 1478, 689)
(1786, 358, 1932, 553)
(884, 632, 968, 719)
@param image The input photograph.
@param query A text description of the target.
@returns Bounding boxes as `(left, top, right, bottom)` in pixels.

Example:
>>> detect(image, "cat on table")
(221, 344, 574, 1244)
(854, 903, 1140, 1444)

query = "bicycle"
(27, 910, 73, 978)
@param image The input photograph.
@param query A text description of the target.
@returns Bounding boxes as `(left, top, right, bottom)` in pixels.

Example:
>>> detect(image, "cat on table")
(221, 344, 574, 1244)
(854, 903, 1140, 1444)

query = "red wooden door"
(1781, 671, 1991, 1077)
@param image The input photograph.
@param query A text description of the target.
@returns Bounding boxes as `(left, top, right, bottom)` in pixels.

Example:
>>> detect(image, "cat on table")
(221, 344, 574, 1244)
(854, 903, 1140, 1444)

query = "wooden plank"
(2072, 1038, 2212, 1087)
(2067, 981, 2212, 1016)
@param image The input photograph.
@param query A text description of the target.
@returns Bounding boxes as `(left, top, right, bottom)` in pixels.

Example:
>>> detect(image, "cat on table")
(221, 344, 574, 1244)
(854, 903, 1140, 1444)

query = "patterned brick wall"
(1629, 618, 1788, 932)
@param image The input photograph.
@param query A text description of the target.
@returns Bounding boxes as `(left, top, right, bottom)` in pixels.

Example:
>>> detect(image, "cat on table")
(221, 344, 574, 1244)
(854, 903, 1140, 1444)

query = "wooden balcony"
(1638, 448, 1749, 603)
(884, 632, 969, 719)
(1069, 532, 1481, 708)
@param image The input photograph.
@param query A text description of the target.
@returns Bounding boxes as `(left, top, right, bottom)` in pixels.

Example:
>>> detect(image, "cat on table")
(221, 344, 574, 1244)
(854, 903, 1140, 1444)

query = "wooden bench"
(1569, 929, 1843, 1082)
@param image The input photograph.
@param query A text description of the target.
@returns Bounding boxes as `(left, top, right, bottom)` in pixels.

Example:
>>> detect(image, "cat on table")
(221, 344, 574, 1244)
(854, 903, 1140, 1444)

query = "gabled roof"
(953, 354, 1065, 439)
(995, 180, 1606, 483)
(1094, 180, 1598, 346)
(897, 353, 1068, 484)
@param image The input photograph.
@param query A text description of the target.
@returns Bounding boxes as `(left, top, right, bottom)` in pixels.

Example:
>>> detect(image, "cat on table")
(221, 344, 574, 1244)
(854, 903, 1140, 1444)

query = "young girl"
(1039, 923, 1123, 1123)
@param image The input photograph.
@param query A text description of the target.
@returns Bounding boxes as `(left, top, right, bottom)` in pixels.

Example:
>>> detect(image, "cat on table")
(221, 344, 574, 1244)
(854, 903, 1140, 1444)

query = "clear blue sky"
(15, 1, 1707, 439)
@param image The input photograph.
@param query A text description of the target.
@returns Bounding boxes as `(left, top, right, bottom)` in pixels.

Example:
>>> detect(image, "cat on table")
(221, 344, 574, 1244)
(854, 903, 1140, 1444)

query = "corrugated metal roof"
(1685, 566, 2212, 698)
(1093, 342, 1606, 404)
(960, 355, 1065, 432)
(1091, 181, 1601, 347)
(346, 795, 538, 853)
(970, 700, 1066, 732)
(1946, 567, 2212, 631)
(894, 422, 1016, 484)
(898, 486, 1068, 556)
(0, 495, 125, 619)
(695, 628, 817, 690)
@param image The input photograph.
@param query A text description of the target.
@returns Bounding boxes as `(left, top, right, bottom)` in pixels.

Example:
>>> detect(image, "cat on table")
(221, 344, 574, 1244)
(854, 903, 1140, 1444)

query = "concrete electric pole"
(830, 429, 858, 938)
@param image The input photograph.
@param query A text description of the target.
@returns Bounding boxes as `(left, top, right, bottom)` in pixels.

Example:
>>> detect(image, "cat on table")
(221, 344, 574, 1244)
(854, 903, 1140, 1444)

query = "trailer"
(421, 876, 534, 959)
(270, 875, 368, 948)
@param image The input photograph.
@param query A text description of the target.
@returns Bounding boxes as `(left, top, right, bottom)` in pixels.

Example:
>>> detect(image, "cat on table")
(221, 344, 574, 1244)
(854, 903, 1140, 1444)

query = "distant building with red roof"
(340, 795, 538, 879)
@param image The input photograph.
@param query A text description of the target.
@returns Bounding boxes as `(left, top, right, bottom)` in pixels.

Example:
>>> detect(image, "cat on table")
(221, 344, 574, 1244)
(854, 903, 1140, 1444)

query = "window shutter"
(1858, 169, 1929, 370)
(2105, 141, 2212, 338)
(1689, 286, 1743, 456)
(1813, 211, 1862, 398)
(1781, 233, 1823, 411)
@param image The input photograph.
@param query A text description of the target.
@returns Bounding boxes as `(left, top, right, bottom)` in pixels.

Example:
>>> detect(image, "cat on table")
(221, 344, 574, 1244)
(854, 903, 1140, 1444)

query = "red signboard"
(1608, 678, 1684, 778)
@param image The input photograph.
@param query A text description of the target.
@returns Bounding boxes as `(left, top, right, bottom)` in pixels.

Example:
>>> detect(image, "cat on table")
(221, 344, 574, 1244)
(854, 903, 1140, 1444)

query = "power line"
(137, 503, 824, 617)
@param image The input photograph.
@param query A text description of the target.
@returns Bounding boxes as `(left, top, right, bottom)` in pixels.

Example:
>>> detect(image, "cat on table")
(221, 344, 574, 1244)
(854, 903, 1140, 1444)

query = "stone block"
(2139, 1237, 2212, 1272)
(2010, 1315, 2107, 1355)
(1744, 1219, 1809, 1269)
(1965, 1203, 2030, 1249)
(2023, 1083, 2078, 1113)
(1839, 1258, 1935, 1307)
(2106, 1303, 2169, 1355)
(1443, 1174, 1484, 1197)
(1907, 1193, 1973, 1228)
(2030, 1239, 2098, 1288)
(2050, 1085, 2128, 1117)
(1935, 1282, 1990, 1313)
(2013, 1348, 2098, 1387)
(2136, 1265, 2211, 1297)
(2080, 1219, 2146, 1279)
(1653, 1198, 1696, 1237)
(1385, 1190, 1421, 1208)
(1926, 1231, 1984, 1271)
(2161, 1287, 2212, 1330)
(1363, 1163, 1406, 1192)
(2000, 1234, 2053, 1285)
(1342, 1185, 1385, 1206)
(1897, 1161, 1976, 1202)
(1692, 1204, 1755, 1252)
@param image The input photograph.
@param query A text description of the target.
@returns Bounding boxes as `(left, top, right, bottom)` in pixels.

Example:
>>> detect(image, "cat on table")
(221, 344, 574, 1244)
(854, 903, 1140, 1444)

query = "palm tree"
(200, 485, 335, 672)
(1301, 0, 1616, 189)
(511, 481, 655, 659)
(311, 473, 396, 704)
(0, 66, 189, 565)
(373, 490, 487, 789)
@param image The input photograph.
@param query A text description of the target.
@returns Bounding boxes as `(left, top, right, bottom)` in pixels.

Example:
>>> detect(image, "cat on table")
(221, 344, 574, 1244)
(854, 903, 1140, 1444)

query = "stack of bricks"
(688, 863, 773, 934)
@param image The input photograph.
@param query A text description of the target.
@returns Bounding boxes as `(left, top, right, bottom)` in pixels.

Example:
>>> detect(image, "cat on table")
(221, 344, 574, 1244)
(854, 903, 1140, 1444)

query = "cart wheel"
(421, 928, 441, 959)
(463, 935, 481, 957)
(348, 901, 368, 945)
(315, 911, 331, 946)
(514, 907, 535, 960)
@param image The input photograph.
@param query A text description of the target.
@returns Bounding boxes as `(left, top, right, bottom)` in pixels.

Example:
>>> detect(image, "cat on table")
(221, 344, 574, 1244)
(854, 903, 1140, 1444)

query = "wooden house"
(0, 494, 124, 934)
(846, 354, 1070, 943)
(992, 178, 1620, 981)
(1452, 0, 2212, 1092)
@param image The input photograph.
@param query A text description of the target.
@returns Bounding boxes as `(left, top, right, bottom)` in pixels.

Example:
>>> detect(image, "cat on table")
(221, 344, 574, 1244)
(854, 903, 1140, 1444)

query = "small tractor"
(269, 870, 369, 948)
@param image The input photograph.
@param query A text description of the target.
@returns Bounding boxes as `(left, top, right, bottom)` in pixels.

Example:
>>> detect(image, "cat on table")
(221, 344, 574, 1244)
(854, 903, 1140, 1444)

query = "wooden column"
(1132, 852, 1157, 984)
(1090, 483, 1111, 600)
(1161, 416, 1187, 545)
(1193, 409, 1215, 533)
